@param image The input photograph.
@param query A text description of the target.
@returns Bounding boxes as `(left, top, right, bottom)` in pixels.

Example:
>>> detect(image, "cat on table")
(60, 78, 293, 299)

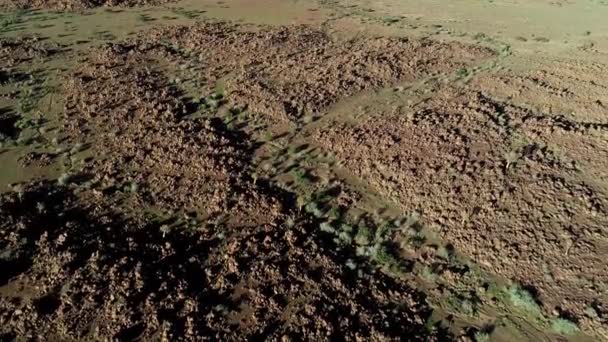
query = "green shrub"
(354, 226, 372, 246)
(319, 221, 335, 233)
(551, 318, 579, 335)
(57, 173, 71, 186)
(506, 286, 541, 314)
(337, 231, 353, 245)
(474, 331, 490, 342)
(372, 243, 401, 269)
(305, 201, 324, 218)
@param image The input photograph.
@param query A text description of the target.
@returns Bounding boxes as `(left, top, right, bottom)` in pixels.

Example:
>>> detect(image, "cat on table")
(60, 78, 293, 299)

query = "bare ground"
(315, 85, 608, 337)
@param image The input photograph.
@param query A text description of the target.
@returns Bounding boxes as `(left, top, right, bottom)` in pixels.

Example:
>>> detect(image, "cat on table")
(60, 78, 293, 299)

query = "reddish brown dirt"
(0, 30, 446, 340)
(137, 22, 493, 124)
(315, 86, 608, 335)
(63, 45, 263, 215)
(5, 20, 602, 340)
(0, 181, 437, 340)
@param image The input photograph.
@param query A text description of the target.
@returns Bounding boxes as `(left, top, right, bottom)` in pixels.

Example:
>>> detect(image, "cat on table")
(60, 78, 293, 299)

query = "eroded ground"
(1, 0, 607, 341)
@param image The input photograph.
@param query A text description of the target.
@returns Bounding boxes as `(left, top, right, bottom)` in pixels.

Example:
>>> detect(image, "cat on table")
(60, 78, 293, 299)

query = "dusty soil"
(471, 57, 608, 122)
(315, 85, 608, 336)
(1, 3, 607, 340)
(137, 23, 492, 125)
(63, 44, 255, 214)
(0, 0, 175, 10)
(0, 28, 449, 340)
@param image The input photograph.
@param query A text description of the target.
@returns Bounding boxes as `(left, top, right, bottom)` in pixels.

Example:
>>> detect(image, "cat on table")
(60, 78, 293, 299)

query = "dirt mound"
(0, 0, 174, 10)
(0, 37, 438, 340)
(137, 22, 493, 124)
(315, 87, 608, 335)
(0, 181, 436, 341)
(62, 44, 268, 216)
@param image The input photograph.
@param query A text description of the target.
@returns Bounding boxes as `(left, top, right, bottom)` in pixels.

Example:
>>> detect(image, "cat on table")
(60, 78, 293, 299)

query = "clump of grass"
(336, 231, 353, 245)
(436, 245, 451, 259)
(127, 182, 139, 193)
(420, 266, 437, 281)
(57, 173, 71, 186)
(209, 92, 223, 100)
(285, 216, 295, 229)
(456, 68, 470, 78)
(336, 225, 353, 244)
(374, 221, 393, 241)
(262, 131, 273, 141)
(473, 32, 488, 41)
(292, 169, 310, 186)
(319, 221, 336, 233)
(370, 242, 407, 274)
(408, 232, 426, 249)
(305, 201, 324, 218)
(69, 142, 83, 155)
(445, 292, 479, 316)
(506, 286, 542, 314)
(14, 117, 36, 130)
(326, 206, 340, 220)
(551, 318, 579, 335)
(372, 243, 397, 265)
(584, 305, 599, 319)
(354, 226, 372, 246)
(137, 14, 155, 22)
(159, 224, 171, 237)
(474, 330, 490, 342)
(296, 195, 308, 211)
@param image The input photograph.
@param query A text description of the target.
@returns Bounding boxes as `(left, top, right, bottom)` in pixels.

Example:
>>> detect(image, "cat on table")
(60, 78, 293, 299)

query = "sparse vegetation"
(0, 2, 606, 341)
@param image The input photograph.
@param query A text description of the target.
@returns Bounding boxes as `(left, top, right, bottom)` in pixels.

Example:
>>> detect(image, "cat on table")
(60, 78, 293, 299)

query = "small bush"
(551, 318, 579, 335)
(372, 243, 402, 270)
(354, 226, 372, 246)
(456, 68, 469, 78)
(408, 233, 426, 248)
(337, 231, 353, 245)
(436, 246, 450, 259)
(319, 222, 335, 234)
(305, 201, 324, 218)
(420, 266, 437, 281)
(57, 173, 71, 186)
(292, 169, 310, 185)
(474, 331, 490, 342)
(506, 286, 541, 314)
